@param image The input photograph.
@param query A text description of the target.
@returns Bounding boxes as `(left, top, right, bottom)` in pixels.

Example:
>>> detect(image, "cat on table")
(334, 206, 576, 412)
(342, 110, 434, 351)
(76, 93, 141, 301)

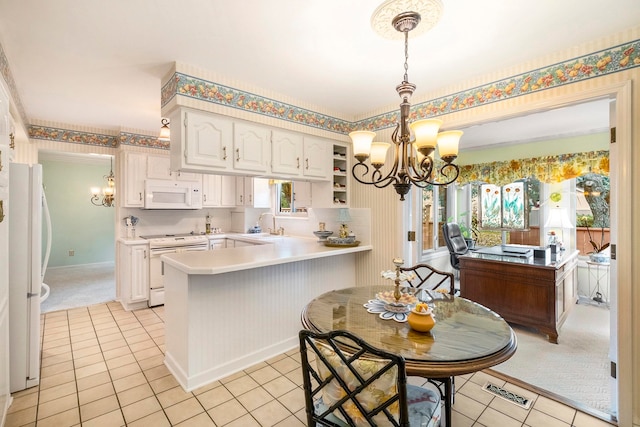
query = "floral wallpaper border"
(2, 38, 636, 149)
(162, 39, 639, 135)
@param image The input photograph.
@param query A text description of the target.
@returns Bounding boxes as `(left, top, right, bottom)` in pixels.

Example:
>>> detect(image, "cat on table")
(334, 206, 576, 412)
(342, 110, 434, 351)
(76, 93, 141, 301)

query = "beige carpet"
(41, 263, 116, 313)
(492, 302, 611, 415)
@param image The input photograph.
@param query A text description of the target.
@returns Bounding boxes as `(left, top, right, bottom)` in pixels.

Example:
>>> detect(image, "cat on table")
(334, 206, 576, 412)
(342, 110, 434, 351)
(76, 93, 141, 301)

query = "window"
(421, 185, 448, 252)
(276, 181, 310, 215)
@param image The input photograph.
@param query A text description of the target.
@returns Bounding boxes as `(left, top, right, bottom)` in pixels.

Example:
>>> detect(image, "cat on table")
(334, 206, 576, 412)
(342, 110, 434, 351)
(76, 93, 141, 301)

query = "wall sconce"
(91, 157, 115, 207)
(158, 118, 171, 142)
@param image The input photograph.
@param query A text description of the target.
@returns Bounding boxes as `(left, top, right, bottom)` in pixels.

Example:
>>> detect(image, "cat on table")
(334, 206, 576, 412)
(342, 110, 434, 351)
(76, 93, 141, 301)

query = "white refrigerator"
(8, 163, 51, 393)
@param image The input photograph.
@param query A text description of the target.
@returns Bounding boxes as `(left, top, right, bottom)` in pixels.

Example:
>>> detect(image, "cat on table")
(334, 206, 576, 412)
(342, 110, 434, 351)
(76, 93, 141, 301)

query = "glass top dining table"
(301, 285, 517, 379)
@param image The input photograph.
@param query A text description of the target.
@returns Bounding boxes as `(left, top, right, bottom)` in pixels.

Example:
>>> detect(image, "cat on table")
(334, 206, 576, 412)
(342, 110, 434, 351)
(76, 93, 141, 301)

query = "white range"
(141, 233, 209, 307)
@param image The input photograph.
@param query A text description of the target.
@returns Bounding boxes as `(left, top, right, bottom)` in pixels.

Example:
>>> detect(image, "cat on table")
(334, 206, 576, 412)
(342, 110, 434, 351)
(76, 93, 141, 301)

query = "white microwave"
(144, 179, 202, 209)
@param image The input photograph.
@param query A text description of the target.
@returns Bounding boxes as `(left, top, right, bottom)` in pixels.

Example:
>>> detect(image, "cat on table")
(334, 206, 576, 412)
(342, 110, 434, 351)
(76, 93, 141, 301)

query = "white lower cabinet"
(209, 238, 227, 250)
(117, 241, 149, 311)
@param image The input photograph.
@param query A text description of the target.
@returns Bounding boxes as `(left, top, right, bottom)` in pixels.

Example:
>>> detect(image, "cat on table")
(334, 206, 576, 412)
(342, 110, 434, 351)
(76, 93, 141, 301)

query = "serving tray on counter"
(324, 241, 361, 248)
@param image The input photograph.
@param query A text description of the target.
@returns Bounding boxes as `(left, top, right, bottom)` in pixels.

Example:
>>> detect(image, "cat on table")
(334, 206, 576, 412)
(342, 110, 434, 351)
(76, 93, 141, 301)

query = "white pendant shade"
(437, 130, 462, 158)
(349, 131, 376, 157)
(410, 119, 443, 150)
(370, 142, 391, 166)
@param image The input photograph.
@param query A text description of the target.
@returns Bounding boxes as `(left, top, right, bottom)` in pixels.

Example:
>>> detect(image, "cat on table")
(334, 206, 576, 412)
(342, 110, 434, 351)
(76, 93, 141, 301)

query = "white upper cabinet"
(302, 136, 330, 179)
(271, 132, 329, 180)
(148, 154, 200, 182)
(271, 130, 304, 176)
(236, 177, 270, 208)
(202, 175, 236, 207)
(170, 108, 233, 173)
(233, 122, 270, 173)
(121, 152, 147, 207)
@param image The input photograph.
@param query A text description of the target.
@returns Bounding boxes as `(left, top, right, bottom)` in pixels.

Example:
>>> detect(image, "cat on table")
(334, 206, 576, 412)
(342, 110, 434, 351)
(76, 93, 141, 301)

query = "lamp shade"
(349, 131, 376, 157)
(370, 142, 391, 167)
(159, 118, 171, 141)
(544, 208, 574, 229)
(410, 119, 443, 150)
(437, 130, 462, 158)
(337, 208, 352, 223)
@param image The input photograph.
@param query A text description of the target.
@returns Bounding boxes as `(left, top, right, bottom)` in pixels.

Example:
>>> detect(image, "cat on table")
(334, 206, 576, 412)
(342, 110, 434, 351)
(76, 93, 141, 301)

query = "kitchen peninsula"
(161, 237, 371, 391)
(459, 248, 579, 344)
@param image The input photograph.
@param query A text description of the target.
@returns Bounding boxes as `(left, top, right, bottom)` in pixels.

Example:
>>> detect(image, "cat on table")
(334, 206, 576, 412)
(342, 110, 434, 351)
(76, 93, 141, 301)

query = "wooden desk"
(301, 286, 516, 427)
(459, 249, 579, 344)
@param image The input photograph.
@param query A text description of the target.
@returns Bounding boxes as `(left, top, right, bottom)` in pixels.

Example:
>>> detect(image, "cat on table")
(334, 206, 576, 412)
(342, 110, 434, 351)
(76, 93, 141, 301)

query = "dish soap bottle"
(205, 214, 212, 234)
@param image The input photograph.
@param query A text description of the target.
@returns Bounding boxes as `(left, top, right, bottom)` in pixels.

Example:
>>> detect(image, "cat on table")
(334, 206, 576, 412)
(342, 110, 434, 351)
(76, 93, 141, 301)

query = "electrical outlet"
(69, 250, 75, 256)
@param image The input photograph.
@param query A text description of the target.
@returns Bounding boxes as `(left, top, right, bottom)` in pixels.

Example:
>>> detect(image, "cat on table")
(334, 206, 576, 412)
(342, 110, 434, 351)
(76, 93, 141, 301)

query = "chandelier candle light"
(90, 157, 115, 207)
(350, 7, 463, 201)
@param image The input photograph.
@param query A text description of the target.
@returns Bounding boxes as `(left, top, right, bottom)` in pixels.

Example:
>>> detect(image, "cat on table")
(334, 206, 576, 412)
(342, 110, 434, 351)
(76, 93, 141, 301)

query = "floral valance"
(457, 150, 609, 187)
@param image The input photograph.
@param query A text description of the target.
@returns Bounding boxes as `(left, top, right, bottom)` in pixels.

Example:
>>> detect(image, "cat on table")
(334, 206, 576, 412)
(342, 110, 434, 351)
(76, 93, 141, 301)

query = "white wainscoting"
(163, 253, 356, 391)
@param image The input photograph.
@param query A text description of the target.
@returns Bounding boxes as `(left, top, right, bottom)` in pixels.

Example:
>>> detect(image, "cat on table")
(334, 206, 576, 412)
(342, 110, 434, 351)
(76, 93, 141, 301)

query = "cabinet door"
(236, 176, 247, 206)
(202, 175, 221, 207)
(220, 175, 236, 207)
(147, 154, 172, 179)
(176, 171, 200, 182)
(233, 122, 270, 173)
(252, 178, 271, 208)
(303, 136, 330, 178)
(123, 152, 147, 207)
(185, 110, 233, 170)
(271, 130, 303, 176)
(293, 181, 312, 210)
(130, 245, 149, 302)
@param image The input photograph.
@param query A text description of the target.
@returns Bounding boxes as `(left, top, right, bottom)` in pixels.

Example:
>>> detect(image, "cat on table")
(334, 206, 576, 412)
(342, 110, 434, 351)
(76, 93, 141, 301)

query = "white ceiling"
(0, 0, 637, 143)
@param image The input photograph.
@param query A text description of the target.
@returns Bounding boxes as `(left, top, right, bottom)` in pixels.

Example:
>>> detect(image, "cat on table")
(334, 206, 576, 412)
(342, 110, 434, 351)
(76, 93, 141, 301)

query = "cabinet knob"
(139, 192, 142, 201)
(305, 158, 309, 170)
(236, 148, 240, 162)
(296, 157, 300, 169)
(223, 146, 227, 160)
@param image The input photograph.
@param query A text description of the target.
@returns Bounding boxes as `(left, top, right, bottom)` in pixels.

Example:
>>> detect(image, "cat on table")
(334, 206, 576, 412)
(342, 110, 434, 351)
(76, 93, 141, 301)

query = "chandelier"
(90, 157, 115, 207)
(349, 10, 462, 201)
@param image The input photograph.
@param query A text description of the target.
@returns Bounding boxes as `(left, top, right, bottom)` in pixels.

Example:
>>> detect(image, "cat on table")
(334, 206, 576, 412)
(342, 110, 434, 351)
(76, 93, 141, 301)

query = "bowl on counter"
(313, 230, 333, 242)
(326, 236, 356, 244)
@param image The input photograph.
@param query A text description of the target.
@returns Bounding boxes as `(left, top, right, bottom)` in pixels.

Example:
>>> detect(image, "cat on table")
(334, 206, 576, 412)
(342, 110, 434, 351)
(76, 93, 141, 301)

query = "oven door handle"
(150, 248, 178, 256)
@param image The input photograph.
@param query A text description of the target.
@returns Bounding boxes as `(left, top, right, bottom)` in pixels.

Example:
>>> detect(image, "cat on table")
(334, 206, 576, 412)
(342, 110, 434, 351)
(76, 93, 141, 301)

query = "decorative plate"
(364, 298, 411, 322)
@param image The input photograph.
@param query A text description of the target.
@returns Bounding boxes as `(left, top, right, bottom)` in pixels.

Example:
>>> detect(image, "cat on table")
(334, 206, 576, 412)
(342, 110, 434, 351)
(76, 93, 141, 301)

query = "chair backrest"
(399, 263, 455, 295)
(299, 329, 410, 427)
(442, 222, 469, 270)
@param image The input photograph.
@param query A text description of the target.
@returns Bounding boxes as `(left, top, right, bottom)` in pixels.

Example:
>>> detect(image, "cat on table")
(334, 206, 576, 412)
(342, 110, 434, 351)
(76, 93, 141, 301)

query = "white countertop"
(161, 237, 372, 275)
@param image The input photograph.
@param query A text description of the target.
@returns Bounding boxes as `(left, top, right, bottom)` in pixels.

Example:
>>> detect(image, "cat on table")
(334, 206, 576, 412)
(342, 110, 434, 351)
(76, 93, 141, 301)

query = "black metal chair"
(398, 263, 455, 295)
(299, 329, 442, 427)
(442, 223, 469, 274)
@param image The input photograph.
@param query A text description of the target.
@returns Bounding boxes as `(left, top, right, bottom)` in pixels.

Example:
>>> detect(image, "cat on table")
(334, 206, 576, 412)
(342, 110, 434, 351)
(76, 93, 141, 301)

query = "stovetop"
(140, 232, 204, 240)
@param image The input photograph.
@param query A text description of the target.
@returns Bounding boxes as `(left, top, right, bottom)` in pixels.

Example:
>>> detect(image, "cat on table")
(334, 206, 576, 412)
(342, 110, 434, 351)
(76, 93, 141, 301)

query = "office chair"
(299, 329, 441, 426)
(442, 223, 469, 274)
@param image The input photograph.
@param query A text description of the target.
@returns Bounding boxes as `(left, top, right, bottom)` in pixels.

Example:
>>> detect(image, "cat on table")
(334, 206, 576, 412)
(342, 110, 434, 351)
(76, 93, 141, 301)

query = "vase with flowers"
(586, 224, 610, 263)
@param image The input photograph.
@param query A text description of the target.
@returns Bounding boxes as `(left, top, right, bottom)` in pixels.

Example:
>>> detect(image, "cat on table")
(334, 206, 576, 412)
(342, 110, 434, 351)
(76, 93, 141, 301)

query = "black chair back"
(399, 263, 455, 295)
(299, 329, 410, 426)
(442, 222, 469, 271)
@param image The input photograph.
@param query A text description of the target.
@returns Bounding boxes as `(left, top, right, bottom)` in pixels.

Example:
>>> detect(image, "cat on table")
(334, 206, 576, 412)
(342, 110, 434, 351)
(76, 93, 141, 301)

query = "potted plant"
(458, 217, 478, 249)
(585, 224, 610, 263)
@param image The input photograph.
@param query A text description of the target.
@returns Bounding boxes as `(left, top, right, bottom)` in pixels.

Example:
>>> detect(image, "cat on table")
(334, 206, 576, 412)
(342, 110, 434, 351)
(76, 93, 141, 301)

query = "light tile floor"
(6, 301, 614, 427)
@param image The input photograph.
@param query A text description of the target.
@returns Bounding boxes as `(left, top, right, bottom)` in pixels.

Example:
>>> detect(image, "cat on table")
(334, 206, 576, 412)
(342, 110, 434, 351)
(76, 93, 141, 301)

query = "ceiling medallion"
(371, 0, 444, 40)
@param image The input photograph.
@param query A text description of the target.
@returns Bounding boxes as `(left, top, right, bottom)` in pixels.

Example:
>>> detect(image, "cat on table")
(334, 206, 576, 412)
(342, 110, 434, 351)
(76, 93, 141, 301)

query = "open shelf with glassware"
(332, 143, 349, 206)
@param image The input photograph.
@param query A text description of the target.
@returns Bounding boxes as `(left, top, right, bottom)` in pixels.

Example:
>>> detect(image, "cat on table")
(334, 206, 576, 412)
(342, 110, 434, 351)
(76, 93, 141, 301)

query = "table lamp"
(544, 207, 574, 252)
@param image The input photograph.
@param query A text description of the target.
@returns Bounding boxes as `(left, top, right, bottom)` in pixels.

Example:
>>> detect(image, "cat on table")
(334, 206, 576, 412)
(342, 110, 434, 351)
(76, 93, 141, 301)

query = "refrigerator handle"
(27, 292, 39, 298)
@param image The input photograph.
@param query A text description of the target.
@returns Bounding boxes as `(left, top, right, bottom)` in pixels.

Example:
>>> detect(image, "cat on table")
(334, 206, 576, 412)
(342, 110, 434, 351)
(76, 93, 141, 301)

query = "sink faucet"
(259, 212, 284, 235)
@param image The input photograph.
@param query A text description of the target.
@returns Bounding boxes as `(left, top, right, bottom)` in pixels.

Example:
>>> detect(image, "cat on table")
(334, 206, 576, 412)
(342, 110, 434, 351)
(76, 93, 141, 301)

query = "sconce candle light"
(349, 6, 463, 201)
(158, 118, 171, 142)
